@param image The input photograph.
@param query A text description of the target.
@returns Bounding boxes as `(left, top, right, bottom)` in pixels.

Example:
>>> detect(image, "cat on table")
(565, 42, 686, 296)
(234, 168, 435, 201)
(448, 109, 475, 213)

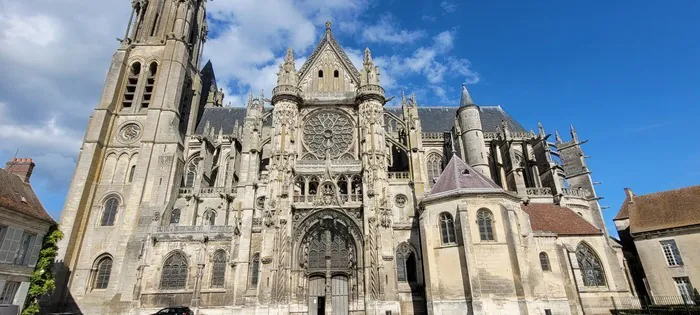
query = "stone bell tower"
(52, 0, 209, 312)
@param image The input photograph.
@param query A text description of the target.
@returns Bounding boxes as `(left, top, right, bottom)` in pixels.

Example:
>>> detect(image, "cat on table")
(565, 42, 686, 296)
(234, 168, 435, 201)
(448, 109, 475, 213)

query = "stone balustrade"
(562, 187, 591, 198)
(526, 187, 553, 196)
(388, 172, 410, 181)
(272, 84, 301, 97)
(177, 187, 236, 198)
(421, 132, 444, 140)
(357, 84, 385, 98)
(153, 225, 235, 241)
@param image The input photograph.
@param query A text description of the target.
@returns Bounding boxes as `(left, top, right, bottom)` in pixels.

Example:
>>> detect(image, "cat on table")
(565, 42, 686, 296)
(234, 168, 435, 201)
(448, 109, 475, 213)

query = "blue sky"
(1, 0, 698, 237)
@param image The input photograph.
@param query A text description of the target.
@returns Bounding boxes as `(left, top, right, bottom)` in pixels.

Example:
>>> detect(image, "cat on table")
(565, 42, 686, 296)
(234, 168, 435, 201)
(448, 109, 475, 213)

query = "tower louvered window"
(141, 63, 157, 108)
(122, 62, 141, 109)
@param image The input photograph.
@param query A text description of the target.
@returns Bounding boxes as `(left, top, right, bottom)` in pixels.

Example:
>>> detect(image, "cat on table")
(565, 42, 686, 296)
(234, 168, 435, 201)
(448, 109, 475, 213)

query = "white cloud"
(361, 16, 427, 44)
(440, 1, 457, 13)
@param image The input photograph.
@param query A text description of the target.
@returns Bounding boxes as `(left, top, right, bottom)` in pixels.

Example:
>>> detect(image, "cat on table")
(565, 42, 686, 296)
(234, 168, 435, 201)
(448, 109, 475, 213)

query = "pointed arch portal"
(295, 209, 363, 315)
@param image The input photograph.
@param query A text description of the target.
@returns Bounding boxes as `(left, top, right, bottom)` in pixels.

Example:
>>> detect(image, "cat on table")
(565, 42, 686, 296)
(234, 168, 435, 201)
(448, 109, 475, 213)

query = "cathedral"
(52, 1, 636, 314)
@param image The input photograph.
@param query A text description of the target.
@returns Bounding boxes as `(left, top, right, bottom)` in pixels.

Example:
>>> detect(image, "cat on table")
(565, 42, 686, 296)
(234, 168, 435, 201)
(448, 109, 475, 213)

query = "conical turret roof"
(459, 83, 476, 107)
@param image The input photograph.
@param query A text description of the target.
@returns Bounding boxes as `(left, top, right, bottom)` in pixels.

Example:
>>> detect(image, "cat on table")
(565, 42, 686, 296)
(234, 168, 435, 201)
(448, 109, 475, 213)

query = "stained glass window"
(439, 212, 456, 245)
(94, 257, 113, 289)
(396, 243, 416, 283)
(211, 250, 226, 288)
(477, 209, 494, 241)
(576, 243, 606, 287)
(160, 252, 188, 289)
(427, 153, 442, 184)
(101, 197, 119, 226)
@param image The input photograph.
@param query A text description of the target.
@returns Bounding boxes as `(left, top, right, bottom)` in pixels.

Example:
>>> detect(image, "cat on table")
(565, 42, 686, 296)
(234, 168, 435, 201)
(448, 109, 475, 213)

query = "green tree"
(22, 225, 63, 315)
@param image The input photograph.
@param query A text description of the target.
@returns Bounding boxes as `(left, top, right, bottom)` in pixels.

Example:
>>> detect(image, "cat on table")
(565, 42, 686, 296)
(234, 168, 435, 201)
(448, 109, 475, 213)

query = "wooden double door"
(309, 275, 349, 315)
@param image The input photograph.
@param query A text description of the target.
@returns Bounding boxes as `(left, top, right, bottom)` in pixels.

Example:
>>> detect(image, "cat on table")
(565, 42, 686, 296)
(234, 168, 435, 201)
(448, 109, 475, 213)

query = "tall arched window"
(439, 212, 456, 245)
(93, 256, 113, 289)
(211, 250, 227, 288)
(160, 252, 188, 289)
(184, 156, 201, 187)
(539, 252, 551, 271)
(318, 70, 324, 78)
(249, 253, 260, 288)
(477, 209, 495, 241)
(128, 165, 136, 183)
(333, 70, 339, 78)
(576, 243, 606, 286)
(170, 209, 181, 225)
(396, 243, 417, 283)
(101, 197, 119, 226)
(203, 209, 216, 226)
(122, 62, 141, 109)
(427, 153, 443, 184)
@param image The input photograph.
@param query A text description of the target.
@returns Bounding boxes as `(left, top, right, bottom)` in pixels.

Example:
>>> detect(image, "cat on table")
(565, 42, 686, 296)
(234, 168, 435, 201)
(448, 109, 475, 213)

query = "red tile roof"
(0, 167, 55, 224)
(522, 203, 602, 236)
(616, 186, 700, 234)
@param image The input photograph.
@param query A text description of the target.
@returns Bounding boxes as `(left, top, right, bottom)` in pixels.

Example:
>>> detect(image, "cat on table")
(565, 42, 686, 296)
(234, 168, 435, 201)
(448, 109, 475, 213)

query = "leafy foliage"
(22, 225, 63, 315)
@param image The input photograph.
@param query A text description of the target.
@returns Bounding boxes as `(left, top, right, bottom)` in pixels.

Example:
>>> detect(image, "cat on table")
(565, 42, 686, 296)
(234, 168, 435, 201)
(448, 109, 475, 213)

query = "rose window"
(303, 110, 354, 158)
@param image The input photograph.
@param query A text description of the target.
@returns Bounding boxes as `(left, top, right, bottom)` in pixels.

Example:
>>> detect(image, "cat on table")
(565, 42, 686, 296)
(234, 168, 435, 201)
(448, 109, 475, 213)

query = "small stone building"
(0, 158, 55, 314)
(614, 186, 700, 302)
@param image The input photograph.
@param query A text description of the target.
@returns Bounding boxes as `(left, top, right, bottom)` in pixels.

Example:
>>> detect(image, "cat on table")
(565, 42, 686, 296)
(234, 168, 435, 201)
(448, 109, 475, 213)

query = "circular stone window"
(394, 194, 408, 208)
(118, 123, 141, 143)
(302, 110, 354, 158)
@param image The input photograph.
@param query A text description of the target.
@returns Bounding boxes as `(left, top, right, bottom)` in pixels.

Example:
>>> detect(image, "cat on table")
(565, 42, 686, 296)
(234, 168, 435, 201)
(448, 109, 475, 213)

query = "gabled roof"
(0, 167, 55, 224)
(297, 22, 360, 82)
(428, 155, 502, 198)
(522, 203, 602, 236)
(615, 186, 700, 234)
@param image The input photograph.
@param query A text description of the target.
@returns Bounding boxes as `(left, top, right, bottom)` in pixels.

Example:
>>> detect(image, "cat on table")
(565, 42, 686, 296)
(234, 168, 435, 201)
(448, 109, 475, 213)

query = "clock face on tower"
(302, 109, 354, 158)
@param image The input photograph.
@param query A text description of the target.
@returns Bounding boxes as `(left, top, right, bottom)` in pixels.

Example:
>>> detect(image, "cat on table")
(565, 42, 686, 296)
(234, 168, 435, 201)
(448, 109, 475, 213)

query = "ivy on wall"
(22, 225, 63, 315)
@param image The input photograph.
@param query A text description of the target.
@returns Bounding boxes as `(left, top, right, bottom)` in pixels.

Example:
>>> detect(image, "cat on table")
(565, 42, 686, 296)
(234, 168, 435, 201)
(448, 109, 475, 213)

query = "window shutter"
(0, 227, 22, 263)
(12, 282, 29, 309)
(28, 233, 43, 267)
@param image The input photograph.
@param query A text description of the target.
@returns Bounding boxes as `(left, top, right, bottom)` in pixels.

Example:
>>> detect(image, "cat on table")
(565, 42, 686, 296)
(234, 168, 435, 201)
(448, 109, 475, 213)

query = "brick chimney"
(624, 187, 634, 203)
(5, 158, 35, 183)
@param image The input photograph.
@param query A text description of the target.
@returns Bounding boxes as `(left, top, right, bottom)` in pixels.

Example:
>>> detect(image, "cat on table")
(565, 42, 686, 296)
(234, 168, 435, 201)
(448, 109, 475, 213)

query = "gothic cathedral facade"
(53, 1, 635, 314)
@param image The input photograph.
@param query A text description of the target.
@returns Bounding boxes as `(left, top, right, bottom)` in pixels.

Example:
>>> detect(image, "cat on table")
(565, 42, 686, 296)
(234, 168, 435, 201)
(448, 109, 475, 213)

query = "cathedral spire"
(460, 83, 475, 107)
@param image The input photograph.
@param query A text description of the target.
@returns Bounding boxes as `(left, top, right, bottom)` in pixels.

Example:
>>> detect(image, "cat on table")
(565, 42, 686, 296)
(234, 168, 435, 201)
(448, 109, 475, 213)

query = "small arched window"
(477, 209, 494, 241)
(427, 153, 443, 184)
(101, 197, 119, 226)
(439, 212, 456, 245)
(122, 62, 141, 109)
(576, 243, 606, 286)
(539, 252, 550, 271)
(203, 209, 216, 226)
(250, 253, 260, 287)
(318, 70, 324, 78)
(396, 243, 417, 283)
(333, 70, 339, 78)
(93, 256, 113, 289)
(211, 250, 227, 288)
(160, 252, 188, 289)
(184, 156, 201, 187)
(170, 209, 181, 225)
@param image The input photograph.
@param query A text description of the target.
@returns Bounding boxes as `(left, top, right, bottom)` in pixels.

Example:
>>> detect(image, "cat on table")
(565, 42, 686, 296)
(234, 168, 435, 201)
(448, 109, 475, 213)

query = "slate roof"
(522, 203, 602, 236)
(614, 186, 700, 234)
(195, 105, 526, 135)
(428, 155, 502, 198)
(0, 167, 55, 224)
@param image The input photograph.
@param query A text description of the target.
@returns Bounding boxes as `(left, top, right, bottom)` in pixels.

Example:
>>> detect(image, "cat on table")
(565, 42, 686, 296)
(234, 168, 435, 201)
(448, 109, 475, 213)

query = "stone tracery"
(302, 110, 354, 158)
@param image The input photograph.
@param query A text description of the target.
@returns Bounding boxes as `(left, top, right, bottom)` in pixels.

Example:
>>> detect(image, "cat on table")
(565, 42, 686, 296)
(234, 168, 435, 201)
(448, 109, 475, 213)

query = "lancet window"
(427, 153, 443, 184)
(477, 209, 495, 241)
(160, 252, 188, 289)
(439, 212, 457, 245)
(211, 250, 226, 288)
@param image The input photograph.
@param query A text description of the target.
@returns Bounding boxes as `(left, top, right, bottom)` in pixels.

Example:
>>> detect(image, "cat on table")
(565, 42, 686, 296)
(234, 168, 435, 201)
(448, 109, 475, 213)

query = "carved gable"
(297, 24, 360, 102)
